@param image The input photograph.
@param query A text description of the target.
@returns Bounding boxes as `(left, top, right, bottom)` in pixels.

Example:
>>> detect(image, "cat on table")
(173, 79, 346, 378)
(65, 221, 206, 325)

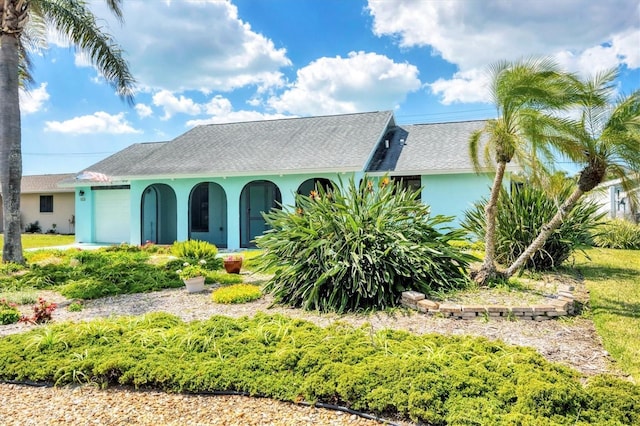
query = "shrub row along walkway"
(1, 280, 617, 376)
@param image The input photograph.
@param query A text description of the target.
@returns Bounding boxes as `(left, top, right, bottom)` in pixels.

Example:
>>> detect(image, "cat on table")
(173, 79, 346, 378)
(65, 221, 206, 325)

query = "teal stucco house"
(67, 111, 509, 249)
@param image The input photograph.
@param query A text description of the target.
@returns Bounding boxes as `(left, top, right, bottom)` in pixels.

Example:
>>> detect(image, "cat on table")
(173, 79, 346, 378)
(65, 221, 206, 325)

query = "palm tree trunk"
(0, 32, 25, 263)
(504, 187, 584, 278)
(472, 161, 507, 284)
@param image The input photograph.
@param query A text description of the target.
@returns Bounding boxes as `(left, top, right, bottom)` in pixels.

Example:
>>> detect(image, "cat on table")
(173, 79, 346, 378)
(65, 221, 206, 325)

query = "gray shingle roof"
(81, 142, 167, 177)
(368, 120, 490, 174)
(82, 112, 394, 178)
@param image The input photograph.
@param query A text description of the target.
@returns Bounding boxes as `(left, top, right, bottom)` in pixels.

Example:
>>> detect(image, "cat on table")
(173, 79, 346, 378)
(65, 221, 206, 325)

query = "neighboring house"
(65, 111, 515, 249)
(587, 178, 639, 223)
(0, 173, 76, 234)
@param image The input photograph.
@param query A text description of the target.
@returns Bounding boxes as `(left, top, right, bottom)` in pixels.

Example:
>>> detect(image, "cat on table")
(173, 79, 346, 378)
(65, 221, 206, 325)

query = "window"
(40, 195, 53, 213)
(392, 175, 422, 198)
(190, 184, 209, 232)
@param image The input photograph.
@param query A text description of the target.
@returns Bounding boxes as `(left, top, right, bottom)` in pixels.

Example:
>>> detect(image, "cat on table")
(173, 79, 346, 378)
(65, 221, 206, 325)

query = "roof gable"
(368, 120, 492, 174)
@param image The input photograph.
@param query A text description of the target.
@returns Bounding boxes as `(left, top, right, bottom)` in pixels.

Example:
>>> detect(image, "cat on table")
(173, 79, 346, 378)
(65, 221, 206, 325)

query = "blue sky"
(19, 0, 640, 175)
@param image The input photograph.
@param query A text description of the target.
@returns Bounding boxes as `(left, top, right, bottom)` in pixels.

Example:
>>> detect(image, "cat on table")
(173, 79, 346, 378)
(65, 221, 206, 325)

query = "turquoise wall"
(74, 185, 93, 243)
(126, 173, 354, 249)
(421, 173, 492, 225)
(77, 171, 493, 249)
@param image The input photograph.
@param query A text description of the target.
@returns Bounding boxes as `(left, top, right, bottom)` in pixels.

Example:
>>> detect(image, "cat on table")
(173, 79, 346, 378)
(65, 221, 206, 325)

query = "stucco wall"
(421, 173, 492, 225)
(77, 171, 493, 249)
(20, 192, 76, 234)
(127, 172, 361, 248)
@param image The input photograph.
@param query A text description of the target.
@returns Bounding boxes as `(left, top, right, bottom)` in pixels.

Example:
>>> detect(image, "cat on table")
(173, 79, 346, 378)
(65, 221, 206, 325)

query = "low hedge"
(0, 313, 637, 425)
(211, 284, 262, 304)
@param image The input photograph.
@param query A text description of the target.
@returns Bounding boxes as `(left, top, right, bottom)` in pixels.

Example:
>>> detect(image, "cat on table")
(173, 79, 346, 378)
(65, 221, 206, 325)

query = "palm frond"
(35, 0, 135, 103)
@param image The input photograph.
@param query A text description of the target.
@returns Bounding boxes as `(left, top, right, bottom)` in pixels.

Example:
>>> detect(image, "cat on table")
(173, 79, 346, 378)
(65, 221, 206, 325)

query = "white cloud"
(268, 51, 421, 116)
(152, 90, 201, 120)
(19, 83, 50, 114)
(135, 103, 153, 118)
(429, 69, 490, 105)
(185, 94, 291, 126)
(84, 0, 291, 93)
(44, 112, 141, 134)
(203, 95, 233, 116)
(186, 110, 291, 126)
(368, 0, 640, 104)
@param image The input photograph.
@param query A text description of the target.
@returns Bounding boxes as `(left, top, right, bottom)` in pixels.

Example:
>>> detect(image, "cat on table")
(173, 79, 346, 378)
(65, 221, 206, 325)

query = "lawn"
(571, 248, 640, 380)
(0, 233, 75, 250)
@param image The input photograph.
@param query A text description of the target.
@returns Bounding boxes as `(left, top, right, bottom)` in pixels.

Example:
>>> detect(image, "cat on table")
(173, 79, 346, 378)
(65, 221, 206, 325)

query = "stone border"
(401, 285, 575, 321)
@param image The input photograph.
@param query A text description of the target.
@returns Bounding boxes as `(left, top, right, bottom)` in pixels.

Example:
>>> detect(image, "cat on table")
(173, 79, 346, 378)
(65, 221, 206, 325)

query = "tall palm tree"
(469, 58, 573, 284)
(0, 0, 134, 263)
(504, 70, 640, 277)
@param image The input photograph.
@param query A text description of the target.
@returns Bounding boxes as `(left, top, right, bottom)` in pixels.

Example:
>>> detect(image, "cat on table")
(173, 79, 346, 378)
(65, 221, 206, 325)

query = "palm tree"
(469, 58, 573, 284)
(0, 0, 134, 263)
(504, 70, 640, 277)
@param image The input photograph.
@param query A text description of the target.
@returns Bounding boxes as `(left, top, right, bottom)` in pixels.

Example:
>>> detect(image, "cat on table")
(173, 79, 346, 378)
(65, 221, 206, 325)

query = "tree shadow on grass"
(574, 264, 640, 282)
(590, 298, 640, 319)
(570, 264, 640, 319)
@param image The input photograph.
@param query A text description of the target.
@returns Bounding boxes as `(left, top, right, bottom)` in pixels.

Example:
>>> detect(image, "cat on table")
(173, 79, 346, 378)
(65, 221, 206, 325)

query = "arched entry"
(141, 184, 177, 245)
(189, 182, 227, 248)
(240, 180, 281, 248)
(297, 178, 333, 196)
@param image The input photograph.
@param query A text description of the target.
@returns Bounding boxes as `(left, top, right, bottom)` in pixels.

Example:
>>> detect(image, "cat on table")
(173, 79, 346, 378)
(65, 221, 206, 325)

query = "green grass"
(0, 234, 75, 249)
(570, 248, 640, 381)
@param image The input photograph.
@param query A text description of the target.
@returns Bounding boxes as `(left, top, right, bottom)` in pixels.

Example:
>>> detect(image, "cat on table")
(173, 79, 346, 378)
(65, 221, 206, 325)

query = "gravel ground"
(0, 383, 390, 426)
(0, 272, 623, 425)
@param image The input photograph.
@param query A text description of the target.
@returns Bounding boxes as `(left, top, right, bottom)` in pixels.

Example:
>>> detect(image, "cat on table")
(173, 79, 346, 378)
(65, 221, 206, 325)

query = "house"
(66, 111, 513, 249)
(0, 173, 76, 234)
(587, 178, 639, 223)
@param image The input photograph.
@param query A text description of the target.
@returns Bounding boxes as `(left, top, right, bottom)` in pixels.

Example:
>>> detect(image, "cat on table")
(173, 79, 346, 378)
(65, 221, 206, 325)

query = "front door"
(240, 181, 281, 248)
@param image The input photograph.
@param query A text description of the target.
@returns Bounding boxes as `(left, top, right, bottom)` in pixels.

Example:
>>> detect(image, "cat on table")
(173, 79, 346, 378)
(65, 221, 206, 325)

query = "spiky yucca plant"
(463, 181, 604, 271)
(256, 176, 475, 313)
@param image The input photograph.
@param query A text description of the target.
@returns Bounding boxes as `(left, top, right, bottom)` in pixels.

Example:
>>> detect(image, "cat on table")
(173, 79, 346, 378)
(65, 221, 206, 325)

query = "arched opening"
(141, 184, 177, 245)
(240, 180, 281, 248)
(189, 182, 228, 248)
(297, 178, 333, 197)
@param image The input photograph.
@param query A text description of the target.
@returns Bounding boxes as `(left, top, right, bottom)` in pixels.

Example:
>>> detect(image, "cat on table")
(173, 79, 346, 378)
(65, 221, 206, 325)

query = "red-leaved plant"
(19, 298, 57, 324)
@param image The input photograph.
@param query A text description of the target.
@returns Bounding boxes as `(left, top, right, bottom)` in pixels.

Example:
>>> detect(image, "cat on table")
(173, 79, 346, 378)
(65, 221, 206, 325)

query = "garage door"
(94, 189, 131, 243)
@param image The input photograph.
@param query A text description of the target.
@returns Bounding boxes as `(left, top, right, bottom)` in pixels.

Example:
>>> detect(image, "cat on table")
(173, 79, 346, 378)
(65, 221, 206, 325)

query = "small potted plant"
(176, 260, 207, 293)
(223, 254, 243, 274)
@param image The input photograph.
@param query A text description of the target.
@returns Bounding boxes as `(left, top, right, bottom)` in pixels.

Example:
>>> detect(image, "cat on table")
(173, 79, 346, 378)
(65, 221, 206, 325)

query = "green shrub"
(593, 219, 640, 249)
(0, 262, 25, 275)
(462, 182, 603, 271)
(0, 298, 20, 325)
(0, 314, 637, 425)
(19, 250, 183, 299)
(170, 240, 223, 270)
(257, 176, 475, 313)
(206, 270, 244, 285)
(59, 278, 118, 299)
(211, 284, 262, 304)
(67, 301, 84, 312)
(0, 290, 37, 305)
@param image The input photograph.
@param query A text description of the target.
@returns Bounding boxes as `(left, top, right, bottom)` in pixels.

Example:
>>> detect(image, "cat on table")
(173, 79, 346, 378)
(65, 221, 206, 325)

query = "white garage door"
(94, 189, 131, 243)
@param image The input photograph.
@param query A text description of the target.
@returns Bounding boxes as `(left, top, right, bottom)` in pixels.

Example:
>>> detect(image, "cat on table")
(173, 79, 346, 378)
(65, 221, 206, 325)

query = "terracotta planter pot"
(183, 276, 205, 293)
(223, 259, 242, 274)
